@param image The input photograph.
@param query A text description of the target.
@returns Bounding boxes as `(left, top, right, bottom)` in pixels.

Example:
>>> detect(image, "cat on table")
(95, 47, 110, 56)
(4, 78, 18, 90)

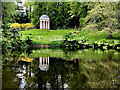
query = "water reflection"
(36, 57, 81, 89)
(2, 48, 120, 89)
(39, 57, 49, 71)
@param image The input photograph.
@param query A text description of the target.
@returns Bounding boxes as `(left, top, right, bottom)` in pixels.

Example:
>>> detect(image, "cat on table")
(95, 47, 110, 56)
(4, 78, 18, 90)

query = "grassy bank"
(20, 29, 75, 45)
(75, 30, 120, 44)
(20, 29, 120, 49)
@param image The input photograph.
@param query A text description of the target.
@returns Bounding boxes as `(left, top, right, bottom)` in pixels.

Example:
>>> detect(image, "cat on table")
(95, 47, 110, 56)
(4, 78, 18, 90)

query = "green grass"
(20, 29, 120, 45)
(20, 29, 76, 45)
(75, 30, 120, 45)
(75, 30, 107, 41)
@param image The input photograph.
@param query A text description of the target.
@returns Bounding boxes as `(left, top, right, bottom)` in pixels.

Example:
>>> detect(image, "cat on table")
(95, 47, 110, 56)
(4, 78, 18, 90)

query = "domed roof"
(40, 15, 49, 18)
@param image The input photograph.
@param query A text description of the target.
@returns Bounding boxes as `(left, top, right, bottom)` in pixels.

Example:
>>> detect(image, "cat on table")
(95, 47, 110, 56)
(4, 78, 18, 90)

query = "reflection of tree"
(24, 59, 38, 88)
(68, 72, 87, 89)
(2, 49, 22, 88)
(63, 50, 77, 60)
(2, 51, 85, 89)
(81, 51, 119, 88)
(67, 58, 87, 89)
(2, 48, 30, 88)
(107, 51, 114, 61)
(29, 57, 82, 89)
(3, 48, 119, 89)
(2, 61, 20, 88)
(48, 58, 69, 88)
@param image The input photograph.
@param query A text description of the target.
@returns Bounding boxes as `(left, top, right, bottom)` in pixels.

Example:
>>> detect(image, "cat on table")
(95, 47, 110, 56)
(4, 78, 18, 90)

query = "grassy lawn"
(75, 30, 120, 45)
(20, 29, 120, 46)
(20, 29, 76, 45)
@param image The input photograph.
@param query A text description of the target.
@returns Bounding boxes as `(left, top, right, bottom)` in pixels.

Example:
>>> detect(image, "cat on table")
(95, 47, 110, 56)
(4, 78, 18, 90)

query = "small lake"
(2, 48, 120, 89)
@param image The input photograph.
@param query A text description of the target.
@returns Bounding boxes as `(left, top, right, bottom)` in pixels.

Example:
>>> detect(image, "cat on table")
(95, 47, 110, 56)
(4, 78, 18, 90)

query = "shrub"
(64, 32, 75, 41)
(21, 24, 26, 29)
(10, 23, 21, 30)
(10, 23, 34, 31)
(24, 23, 34, 30)
(82, 24, 99, 32)
(25, 26, 30, 30)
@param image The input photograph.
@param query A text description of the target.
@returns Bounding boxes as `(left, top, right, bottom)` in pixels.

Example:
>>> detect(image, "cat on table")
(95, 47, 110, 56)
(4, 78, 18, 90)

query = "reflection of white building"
(39, 57, 49, 71)
(46, 82, 51, 89)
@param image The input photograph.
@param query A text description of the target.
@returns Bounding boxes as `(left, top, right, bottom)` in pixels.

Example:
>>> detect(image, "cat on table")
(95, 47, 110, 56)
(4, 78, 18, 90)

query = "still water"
(2, 48, 120, 89)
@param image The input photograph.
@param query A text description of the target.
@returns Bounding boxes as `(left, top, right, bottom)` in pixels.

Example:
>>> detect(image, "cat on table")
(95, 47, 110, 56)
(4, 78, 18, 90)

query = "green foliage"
(2, 2, 17, 29)
(83, 2, 120, 38)
(82, 24, 99, 31)
(13, 1, 31, 23)
(24, 2, 35, 22)
(14, 12, 30, 23)
(63, 31, 81, 47)
(2, 2, 19, 50)
(114, 2, 120, 30)
(31, 2, 71, 29)
(103, 28, 112, 38)
(2, 28, 27, 50)
(64, 32, 75, 41)
(69, 2, 87, 26)
(112, 31, 120, 39)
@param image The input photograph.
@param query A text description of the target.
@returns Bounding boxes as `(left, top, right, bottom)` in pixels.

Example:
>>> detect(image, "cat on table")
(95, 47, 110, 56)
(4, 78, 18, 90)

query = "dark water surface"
(2, 48, 120, 89)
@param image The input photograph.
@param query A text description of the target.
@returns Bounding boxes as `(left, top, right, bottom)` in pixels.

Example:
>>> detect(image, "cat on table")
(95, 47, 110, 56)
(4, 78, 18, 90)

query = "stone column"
(42, 21, 43, 29)
(40, 20, 42, 29)
(39, 57, 42, 65)
(48, 21, 50, 29)
(43, 20, 45, 29)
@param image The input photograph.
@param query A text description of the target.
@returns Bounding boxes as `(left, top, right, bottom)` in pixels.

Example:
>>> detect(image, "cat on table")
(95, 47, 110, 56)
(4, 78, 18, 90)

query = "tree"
(48, 2, 71, 29)
(69, 2, 87, 27)
(24, 2, 35, 23)
(83, 2, 119, 38)
(114, 1, 120, 30)
(2, 2, 27, 50)
(2, 2, 17, 29)
(13, 1, 31, 23)
(31, 2, 46, 28)
(31, 2, 71, 29)
(2, 2, 18, 49)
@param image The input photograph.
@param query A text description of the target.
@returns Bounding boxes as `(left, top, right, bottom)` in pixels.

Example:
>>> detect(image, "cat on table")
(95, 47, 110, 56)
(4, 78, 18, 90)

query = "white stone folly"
(40, 15, 50, 29)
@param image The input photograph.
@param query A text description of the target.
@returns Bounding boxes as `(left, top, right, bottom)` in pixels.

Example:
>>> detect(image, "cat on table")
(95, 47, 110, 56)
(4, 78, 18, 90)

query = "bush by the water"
(2, 28, 28, 50)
